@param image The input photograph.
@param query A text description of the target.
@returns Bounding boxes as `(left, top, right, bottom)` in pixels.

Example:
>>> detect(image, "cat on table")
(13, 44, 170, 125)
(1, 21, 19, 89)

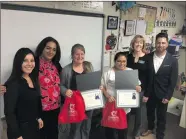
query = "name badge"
(138, 60, 145, 64)
(163, 65, 170, 67)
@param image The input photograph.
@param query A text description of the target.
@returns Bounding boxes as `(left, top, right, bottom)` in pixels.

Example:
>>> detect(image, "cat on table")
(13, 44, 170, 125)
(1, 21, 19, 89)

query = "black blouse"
(70, 69, 85, 90)
(127, 53, 150, 96)
(4, 77, 42, 138)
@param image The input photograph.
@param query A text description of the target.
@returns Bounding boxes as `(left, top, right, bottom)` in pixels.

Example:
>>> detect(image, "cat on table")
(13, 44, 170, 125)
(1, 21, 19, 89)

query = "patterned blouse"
(39, 58, 61, 111)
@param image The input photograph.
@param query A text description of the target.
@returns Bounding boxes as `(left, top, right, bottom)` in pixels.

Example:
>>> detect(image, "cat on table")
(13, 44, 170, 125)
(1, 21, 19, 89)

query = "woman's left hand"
(136, 85, 141, 93)
(38, 118, 44, 129)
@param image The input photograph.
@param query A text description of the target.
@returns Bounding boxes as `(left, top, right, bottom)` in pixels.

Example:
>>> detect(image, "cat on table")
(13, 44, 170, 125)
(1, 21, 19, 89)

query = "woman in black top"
(127, 35, 150, 139)
(4, 48, 43, 139)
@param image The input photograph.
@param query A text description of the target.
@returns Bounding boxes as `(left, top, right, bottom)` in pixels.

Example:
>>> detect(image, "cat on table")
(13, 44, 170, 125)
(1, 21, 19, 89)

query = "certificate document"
(116, 90, 139, 108)
(81, 89, 104, 111)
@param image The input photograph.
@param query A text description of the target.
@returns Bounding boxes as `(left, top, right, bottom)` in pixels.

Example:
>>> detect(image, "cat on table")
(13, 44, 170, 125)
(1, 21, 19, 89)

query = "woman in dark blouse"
(4, 48, 43, 139)
(127, 35, 150, 139)
(59, 44, 94, 139)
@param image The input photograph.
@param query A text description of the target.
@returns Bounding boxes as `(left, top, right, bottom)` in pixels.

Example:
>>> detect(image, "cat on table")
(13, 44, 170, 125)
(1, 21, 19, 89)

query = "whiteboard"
(0, 5, 104, 118)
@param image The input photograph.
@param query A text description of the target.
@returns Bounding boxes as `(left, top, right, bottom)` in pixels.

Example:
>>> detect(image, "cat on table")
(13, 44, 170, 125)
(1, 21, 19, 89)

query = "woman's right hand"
(17, 136, 23, 139)
(65, 89, 73, 97)
(108, 96, 115, 102)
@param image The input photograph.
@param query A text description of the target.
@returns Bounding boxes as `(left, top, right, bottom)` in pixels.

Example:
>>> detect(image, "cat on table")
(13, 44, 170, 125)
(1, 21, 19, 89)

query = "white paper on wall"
(135, 20, 147, 36)
(120, 19, 125, 29)
(103, 52, 110, 67)
(81, 1, 103, 11)
(118, 34, 134, 52)
(138, 7, 146, 18)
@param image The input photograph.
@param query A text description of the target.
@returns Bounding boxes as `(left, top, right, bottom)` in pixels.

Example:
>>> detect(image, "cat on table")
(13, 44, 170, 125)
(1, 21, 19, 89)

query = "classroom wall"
(109, 1, 186, 69)
(2, 1, 119, 68)
(2, 1, 103, 13)
(1, 1, 186, 117)
(0, 1, 119, 118)
(136, 1, 186, 74)
(137, 1, 185, 36)
(2, 1, 185, 71)
(1, 1, 119, 45)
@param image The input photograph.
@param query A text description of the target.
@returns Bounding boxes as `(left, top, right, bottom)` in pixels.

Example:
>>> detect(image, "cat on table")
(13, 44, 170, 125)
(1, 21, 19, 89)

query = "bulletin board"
(121, 4, 157, 35)
(119, 4, 157, 52)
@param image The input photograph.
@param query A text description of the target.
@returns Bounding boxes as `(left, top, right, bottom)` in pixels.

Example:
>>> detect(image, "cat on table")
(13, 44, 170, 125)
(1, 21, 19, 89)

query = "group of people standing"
(0, 32, 178, 139)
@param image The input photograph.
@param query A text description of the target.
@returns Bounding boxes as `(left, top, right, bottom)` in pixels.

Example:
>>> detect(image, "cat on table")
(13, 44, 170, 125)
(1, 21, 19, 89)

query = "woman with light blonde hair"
(127, 35, 151, 139)
(83, 61, 93, 73)
(130, 35, 146, 57)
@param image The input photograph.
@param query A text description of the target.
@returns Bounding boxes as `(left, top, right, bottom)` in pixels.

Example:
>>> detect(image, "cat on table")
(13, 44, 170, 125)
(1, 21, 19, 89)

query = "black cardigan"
(127, 53, 151, 97)
(4, 77, 42, 138)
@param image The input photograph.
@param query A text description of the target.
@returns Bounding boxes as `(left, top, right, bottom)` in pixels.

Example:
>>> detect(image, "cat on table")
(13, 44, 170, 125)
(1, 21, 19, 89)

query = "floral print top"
(39, 58, 61, 111)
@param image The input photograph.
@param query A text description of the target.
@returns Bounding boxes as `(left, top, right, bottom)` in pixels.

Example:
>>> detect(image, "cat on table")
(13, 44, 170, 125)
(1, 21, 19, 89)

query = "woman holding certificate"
(60, 44, 94, 139)
(101, 52, 141, 139)
(127, 35, 150, 139)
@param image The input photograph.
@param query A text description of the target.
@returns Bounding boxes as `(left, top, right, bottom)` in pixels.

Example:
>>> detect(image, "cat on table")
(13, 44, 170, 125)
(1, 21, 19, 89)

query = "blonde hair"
(130, 35, 146, 53)
(83, 61, 92, 73)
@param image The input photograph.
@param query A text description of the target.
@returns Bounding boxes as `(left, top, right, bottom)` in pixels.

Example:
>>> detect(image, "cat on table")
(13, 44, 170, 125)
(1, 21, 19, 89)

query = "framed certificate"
(124, 20, 135, 36)
(81, 89, 105, 111)
(116, 90, 140, 108)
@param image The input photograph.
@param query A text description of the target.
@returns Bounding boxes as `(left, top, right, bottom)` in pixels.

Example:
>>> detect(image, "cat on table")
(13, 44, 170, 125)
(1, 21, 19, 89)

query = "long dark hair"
(35, 37, 62, 74)
(5, 48, 37, 85)
(114, 51, 129, 62)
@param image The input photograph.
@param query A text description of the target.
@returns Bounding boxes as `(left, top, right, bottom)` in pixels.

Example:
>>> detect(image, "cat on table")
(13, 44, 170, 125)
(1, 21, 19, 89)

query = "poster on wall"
(118, 19, 130, 52)
(107, 16, 119, 30)
(146, 21, 154, 34)
(124, 20, 135, 36)
(137, 4, 157, 35)
(156, 6, 176, 28)
(58, 2, 103, 13)
(81, 1, 103, 11)
(105, 34, 117, 52)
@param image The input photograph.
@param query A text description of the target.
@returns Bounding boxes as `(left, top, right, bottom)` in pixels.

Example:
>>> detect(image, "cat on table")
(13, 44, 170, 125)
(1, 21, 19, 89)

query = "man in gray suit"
(142, 33, 178, 139)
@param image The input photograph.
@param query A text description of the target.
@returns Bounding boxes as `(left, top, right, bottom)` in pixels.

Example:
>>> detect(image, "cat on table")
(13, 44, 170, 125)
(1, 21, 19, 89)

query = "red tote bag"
(58, 90, 87, 124)
(101, 101, 127, 129)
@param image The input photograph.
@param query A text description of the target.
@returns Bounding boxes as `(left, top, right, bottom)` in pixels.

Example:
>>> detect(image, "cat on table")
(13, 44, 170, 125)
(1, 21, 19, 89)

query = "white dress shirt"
(153, 52, 166, 73)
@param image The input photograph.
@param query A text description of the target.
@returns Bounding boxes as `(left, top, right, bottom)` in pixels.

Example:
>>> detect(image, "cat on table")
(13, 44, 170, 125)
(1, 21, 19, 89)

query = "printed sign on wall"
(156, 6, 176, 28)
